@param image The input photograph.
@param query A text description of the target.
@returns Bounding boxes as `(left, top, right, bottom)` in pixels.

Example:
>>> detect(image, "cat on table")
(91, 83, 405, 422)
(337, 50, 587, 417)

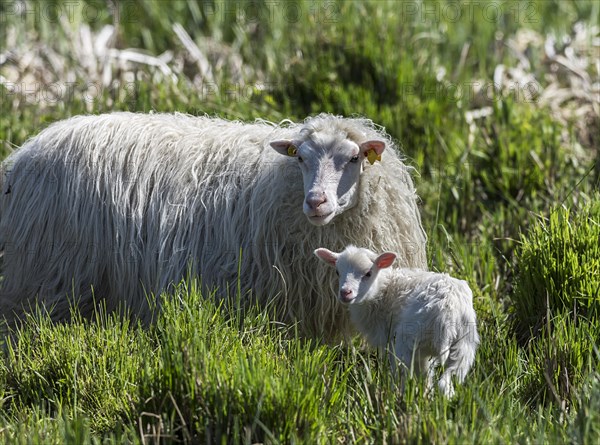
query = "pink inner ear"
(360, 140, 386, 156)
(375, 253, 396, 269)
(315, 248, 338, 266)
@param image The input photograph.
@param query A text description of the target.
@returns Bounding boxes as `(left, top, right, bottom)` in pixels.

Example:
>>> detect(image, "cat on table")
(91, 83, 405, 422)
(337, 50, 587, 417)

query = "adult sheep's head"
(270, 131, 385, 226)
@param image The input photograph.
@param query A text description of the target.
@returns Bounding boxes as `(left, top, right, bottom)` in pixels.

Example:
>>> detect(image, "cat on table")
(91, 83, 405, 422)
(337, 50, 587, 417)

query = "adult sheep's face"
(271, 137, 386, 226)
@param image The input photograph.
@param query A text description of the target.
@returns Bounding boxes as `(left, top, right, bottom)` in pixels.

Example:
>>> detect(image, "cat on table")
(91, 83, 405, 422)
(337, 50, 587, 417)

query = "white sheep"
(0, 112, 427, 340)
(314, 245, 479, 397)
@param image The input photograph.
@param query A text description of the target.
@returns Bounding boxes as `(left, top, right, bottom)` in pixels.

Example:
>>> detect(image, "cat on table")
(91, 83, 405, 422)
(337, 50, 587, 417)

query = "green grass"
(1, 284, 599, 444)
(511, 200, 600, 338)
(1, 0, 599, 443)
(509, 200, 600, 407)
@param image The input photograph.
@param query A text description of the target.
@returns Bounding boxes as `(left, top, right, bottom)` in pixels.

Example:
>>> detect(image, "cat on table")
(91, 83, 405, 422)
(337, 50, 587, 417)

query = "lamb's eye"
(298, 156, 303, 163)
(364, 271, 372, 278)
(335, 270, 339, 276)
(350, 155, 359, 163)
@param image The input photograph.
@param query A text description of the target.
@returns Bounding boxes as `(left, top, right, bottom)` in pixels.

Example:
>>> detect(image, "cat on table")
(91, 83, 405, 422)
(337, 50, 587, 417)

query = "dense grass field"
(0, 0, 599, 443)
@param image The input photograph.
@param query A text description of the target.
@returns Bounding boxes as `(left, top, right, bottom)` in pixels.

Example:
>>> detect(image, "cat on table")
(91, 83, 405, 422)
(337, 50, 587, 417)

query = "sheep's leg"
(409, 353, 438, 398)
(379, 344, 399, 376)
(438, 331, 476, 398)
(438, 369, 455, 398)
(423, 357, 437, 393)
(437, 353, 456, 397)
(392, 338, 419, 395)
(394, 340, 415, 373)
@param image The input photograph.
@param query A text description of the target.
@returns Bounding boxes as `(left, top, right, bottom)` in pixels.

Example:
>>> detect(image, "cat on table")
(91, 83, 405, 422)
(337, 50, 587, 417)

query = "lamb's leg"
(438, 330, 477, 398)
(394, 339, 415, 371)
(424, 357, 438, 394)
(438, 369, 455, 398)
(392, 337, 420, 394)
(408, 353, 438, 398)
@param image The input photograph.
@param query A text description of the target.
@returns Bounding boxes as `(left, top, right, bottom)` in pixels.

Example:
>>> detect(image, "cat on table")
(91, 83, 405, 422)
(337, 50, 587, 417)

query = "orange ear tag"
(288, 145, 297, 156)
(366, 149, 381, 165)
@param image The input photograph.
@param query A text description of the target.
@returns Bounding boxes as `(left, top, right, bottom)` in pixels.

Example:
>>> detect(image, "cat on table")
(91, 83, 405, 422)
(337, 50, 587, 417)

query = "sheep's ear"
(270, 140, 299, 157)
(360, 140, 385, 165)
(360, 140, 386, 156)
(374, 252, 396, 269)
(314, 248, 339, 266)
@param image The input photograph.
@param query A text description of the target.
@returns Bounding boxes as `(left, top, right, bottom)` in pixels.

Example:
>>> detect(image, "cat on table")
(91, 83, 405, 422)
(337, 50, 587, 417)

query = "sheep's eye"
(350, 155, 359, 163)
(298, 156, 304, 163)
(364, 271, 372, 278)
(335, 270, 339, 276)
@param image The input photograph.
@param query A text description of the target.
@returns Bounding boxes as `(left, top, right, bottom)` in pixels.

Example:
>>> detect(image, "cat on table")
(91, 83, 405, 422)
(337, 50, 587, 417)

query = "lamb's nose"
(340, 288, 353, 302)
(306, 192, 327, 210)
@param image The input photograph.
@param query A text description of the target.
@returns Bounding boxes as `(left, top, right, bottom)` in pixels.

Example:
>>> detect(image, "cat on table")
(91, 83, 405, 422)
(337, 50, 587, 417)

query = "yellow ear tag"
(287, 145, 297, 156)
(366, 149, 381, 165)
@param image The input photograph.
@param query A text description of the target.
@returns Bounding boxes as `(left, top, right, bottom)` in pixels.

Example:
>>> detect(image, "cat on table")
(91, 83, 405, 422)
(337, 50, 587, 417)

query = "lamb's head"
(271, 129, 385, 226)
(314, 245, 397, 304)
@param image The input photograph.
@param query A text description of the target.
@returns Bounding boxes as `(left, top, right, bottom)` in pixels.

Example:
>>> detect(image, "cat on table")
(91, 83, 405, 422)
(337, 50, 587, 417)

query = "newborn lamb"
(315, 245, 479, 397)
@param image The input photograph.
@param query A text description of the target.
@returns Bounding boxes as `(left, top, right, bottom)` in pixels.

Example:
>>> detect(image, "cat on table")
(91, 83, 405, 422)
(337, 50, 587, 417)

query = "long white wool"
(0, 113, 427, 339)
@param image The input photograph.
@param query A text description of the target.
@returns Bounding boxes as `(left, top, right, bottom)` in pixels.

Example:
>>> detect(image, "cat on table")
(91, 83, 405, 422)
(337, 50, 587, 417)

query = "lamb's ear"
(374, 252, 396, 269)
(360, 140, 386, 165)
(314, 248, 339, 266)
(270, 140, 299, 157)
